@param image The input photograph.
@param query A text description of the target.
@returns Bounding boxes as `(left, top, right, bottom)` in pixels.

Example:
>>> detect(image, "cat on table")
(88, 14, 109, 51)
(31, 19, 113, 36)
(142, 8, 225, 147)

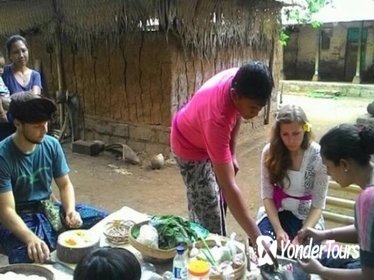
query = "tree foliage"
(284, 0, 329, 24)
(279, 0, 329, 45)
(307, 0, 328, 14)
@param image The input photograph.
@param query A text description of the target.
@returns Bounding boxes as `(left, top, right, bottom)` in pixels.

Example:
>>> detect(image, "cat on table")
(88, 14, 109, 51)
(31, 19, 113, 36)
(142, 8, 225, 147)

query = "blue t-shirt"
(0, 135, 69, 205)
(2, 65, 42, 94)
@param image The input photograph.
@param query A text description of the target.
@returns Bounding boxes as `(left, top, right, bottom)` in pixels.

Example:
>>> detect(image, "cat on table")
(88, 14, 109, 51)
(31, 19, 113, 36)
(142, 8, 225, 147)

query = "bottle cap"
(176, 245, 185, 254)
(188, 259, 209, 276)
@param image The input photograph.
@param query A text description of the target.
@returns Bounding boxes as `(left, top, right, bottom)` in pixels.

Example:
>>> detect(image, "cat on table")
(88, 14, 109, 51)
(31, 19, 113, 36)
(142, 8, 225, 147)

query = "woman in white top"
(257, 104, 328, 246)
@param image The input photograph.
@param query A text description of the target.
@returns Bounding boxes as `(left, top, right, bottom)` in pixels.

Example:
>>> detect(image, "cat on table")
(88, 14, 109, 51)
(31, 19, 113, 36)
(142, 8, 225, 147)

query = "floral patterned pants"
(175, 156, 226, 235)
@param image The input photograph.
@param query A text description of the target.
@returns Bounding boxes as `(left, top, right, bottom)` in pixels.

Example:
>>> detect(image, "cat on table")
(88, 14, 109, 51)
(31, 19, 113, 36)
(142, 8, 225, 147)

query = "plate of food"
(56, 229, 100, 264)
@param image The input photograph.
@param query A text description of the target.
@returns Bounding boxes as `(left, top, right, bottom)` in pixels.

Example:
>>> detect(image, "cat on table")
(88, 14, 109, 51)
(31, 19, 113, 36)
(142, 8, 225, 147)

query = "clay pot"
(367, 102, 374, 116)
(150, 153, 164, 169)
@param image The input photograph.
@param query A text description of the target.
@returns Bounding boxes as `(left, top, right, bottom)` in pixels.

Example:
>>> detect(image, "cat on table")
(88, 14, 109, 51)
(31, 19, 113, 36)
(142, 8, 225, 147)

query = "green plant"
(279, 30, 290, 46)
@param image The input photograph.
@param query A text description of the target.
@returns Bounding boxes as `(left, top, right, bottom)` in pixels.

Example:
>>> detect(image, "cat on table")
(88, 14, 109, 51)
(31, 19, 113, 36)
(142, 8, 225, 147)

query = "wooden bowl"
(129, 221, 177, 262)
(57, 229, 100, 264)
(103, 219, 135, 245)
(0, 264, 55, 279)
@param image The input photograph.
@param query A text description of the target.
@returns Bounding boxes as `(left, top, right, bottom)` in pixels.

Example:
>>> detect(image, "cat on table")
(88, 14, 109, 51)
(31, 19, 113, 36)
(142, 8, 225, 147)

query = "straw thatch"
(0, 0, 297, 58)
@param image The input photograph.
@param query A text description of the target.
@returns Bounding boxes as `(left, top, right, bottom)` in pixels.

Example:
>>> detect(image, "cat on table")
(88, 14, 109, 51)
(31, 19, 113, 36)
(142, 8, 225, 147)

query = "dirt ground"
(61, 94, 373, 241)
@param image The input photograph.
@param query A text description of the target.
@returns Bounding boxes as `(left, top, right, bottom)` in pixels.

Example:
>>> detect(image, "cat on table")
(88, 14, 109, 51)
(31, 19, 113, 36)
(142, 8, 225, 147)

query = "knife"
(45, 258, 75, 275)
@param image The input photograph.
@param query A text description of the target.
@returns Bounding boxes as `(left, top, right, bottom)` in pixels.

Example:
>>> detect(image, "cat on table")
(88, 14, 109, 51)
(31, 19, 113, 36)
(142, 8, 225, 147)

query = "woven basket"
(193, 238, 246, 280)
(0, 264, 55, 280)
(129, 221, 177, 262)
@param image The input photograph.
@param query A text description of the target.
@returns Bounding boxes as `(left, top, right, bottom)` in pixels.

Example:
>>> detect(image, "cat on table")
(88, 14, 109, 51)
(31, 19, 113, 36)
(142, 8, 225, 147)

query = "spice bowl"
(103, 219, 135, 245)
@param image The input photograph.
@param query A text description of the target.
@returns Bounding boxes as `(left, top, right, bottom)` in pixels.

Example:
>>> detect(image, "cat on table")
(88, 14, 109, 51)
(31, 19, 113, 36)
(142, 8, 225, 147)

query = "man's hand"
(65, 210, 82, 228)
(27, 236, 50, 263)
(232, 157, 239, 175)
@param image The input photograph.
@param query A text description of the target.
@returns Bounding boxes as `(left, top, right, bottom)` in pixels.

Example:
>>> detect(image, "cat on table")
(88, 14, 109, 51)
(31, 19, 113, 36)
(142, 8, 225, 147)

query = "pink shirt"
(171, 68, 239, 164)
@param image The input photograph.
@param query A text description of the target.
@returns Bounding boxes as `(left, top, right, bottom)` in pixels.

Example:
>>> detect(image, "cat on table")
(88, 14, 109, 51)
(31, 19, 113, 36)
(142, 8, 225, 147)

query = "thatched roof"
(0, 0, 303, 57)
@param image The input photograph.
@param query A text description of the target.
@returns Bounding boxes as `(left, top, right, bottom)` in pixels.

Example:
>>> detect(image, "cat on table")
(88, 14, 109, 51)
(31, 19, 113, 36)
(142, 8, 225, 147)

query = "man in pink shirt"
(171, 61, 273, 244)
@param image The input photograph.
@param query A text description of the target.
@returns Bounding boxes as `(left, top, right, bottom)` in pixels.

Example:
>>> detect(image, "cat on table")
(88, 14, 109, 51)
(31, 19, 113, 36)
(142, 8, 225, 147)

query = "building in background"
(283, 0, 374, 84)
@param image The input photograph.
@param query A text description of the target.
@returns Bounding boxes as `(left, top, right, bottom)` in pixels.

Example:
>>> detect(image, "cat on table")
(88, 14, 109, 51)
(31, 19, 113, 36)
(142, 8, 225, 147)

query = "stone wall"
(84, 115, 170, 156)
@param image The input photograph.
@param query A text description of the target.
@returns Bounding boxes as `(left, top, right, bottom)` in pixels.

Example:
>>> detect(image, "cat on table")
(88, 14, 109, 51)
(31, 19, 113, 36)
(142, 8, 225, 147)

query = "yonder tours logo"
(256, 235, 359, 265)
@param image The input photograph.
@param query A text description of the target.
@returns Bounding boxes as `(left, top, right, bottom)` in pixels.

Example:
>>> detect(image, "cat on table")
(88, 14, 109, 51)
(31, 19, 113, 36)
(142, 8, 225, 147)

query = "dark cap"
(9, 92, 57, 123)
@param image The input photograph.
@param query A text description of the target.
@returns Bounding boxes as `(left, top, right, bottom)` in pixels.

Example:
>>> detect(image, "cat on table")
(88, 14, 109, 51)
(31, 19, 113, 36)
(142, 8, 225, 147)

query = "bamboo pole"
(323, 211, 354, 225)
(328, 182, 361, 194)
(326, 196, 355, 209)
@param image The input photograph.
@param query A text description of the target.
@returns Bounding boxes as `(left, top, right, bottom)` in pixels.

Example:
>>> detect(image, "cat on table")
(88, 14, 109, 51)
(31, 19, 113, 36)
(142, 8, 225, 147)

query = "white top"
(259, 141, 328, 222)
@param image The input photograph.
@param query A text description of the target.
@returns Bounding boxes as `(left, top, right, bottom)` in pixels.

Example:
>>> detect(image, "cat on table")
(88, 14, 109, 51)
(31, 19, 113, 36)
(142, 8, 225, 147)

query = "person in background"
(74, 247, 141, 280)
(297, 124, 374, 279)
(170, 61, 274, 245)
(1, 35, 42, 140)
(257, 104, 328, 247)
(0, 51, 10, 123)
(0, 92, 108, 264)
(2, 34, 41, 95)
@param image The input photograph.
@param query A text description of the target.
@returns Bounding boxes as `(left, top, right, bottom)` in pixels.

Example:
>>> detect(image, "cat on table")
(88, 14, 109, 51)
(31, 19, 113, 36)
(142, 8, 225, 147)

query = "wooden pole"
(312, 29, 321, 81)
(52, 0, 67, 128)
(265, 36, 275, 125)
(352, 21, 364, 84)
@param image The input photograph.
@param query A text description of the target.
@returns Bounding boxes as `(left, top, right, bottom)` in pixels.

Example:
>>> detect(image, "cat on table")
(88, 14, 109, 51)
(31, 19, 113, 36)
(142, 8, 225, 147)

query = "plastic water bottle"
(173, 245, 187, 279)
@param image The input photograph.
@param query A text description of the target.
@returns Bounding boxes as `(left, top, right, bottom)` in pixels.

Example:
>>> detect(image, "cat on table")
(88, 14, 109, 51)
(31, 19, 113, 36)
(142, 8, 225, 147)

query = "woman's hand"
(297, 257, 324, 274)
(297, 227, 326, 245)
(26, 236, 50, 263)
(291, 234, 302, 246)
(276, 229, 289, 249)
(65, 210, 82, 228)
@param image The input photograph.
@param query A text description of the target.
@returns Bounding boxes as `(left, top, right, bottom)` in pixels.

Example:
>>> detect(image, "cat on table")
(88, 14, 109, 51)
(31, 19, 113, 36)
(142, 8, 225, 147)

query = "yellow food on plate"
(60, 230, 95, 247)
(64, 238, 77, 246)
